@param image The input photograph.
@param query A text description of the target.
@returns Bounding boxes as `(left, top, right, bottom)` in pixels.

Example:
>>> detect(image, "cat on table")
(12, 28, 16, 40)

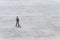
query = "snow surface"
(0, 0, 60, 40)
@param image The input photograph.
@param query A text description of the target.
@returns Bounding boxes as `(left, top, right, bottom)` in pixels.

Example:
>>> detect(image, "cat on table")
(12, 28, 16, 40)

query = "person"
(16, 16, 21, 28)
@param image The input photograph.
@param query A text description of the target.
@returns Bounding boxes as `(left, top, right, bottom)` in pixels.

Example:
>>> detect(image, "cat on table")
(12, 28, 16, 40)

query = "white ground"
(0, 0, 60, 40)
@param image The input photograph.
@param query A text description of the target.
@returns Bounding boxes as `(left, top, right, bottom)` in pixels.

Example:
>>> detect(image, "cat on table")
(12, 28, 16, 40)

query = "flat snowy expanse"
(0, 0, 60, 40)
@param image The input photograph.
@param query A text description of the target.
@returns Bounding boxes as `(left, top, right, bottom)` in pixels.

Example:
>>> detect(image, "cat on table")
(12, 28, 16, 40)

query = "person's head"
(17, 16, 18, 17)
(16, 16, 19, 18)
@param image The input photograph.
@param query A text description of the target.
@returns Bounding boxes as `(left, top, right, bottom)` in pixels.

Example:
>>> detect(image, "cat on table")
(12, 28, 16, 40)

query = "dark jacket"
(16, 18, 19, 22)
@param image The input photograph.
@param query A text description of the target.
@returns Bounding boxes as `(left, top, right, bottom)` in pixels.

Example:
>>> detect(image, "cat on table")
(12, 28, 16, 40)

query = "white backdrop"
(0, 0, 59, 40)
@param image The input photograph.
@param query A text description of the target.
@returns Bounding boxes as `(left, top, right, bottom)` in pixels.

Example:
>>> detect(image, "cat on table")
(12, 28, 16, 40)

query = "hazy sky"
(0, 0, 56, 6)
(0, 0, 59, 15)
(0, 0, 59, 6)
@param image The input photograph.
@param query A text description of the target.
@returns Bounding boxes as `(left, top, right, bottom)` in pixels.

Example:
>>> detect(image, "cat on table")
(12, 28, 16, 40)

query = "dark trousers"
(16, 22, 20, 27)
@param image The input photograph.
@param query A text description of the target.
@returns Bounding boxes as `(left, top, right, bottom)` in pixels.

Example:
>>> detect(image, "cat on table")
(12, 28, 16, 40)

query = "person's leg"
(18, 22, 20, 27)
(16, 22, 18, 27)
(18, 22, 21, 28)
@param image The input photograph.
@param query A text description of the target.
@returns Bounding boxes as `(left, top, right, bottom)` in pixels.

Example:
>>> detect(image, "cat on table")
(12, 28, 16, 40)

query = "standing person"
(16, 16, 21, 28)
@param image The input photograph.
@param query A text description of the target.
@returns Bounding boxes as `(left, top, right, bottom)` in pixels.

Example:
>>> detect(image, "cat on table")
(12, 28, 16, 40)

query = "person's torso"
(16, 18, 19, 22)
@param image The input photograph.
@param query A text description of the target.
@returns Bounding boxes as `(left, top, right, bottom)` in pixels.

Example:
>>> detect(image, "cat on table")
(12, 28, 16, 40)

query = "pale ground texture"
(0, 0, 60, 40)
